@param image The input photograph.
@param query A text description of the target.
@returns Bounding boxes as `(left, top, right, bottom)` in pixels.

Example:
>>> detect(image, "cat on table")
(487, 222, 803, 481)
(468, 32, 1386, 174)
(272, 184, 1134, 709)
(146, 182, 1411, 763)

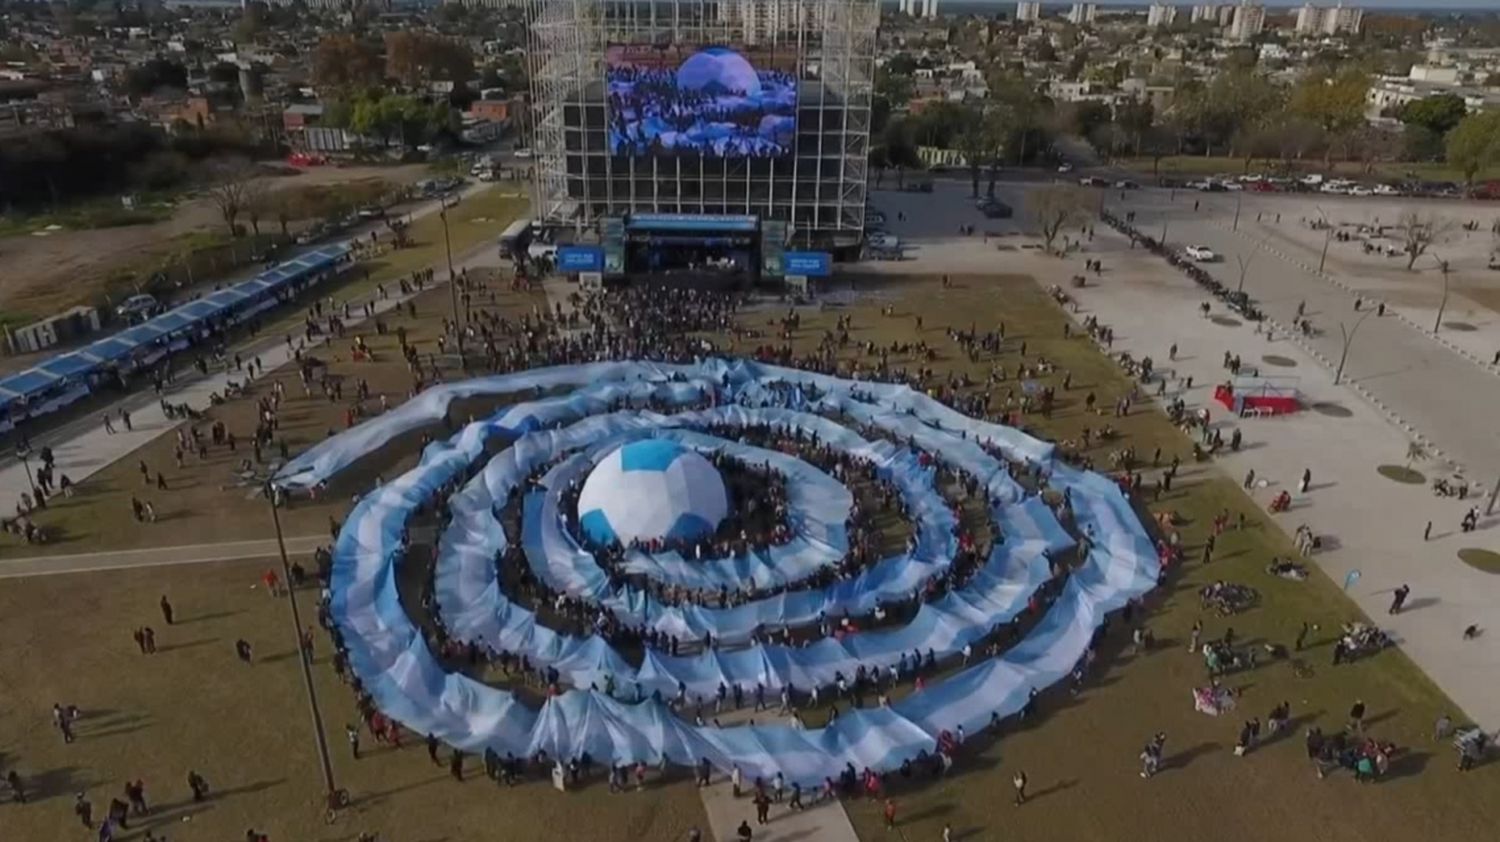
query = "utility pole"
(1232, 190, 1243, 231)
(439, 196, 466, 370)
(14, 443, 35, 493)
(1431, 252, 1451, 335)
(1316, 204, 1333, 274)
(1334, 309, 1375, 386)
(266, 483, 339, 803)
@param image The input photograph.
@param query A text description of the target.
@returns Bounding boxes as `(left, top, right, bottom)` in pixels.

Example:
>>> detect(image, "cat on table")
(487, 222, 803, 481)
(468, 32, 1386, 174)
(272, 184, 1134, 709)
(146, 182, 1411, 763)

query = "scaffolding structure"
(525, 0, 877, 248)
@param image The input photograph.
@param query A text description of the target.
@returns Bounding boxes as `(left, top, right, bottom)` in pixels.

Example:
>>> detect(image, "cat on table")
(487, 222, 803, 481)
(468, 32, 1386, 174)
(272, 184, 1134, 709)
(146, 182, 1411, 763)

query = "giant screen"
(606, 44, 798, 158)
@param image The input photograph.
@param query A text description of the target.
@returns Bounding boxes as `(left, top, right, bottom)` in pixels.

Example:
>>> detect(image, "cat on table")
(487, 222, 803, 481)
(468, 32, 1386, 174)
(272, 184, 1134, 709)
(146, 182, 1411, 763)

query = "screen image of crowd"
(606, 45, 798, 158)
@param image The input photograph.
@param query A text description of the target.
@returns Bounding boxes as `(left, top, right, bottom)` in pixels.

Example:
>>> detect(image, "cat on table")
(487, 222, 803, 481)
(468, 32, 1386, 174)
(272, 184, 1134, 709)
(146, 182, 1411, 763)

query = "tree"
(243, 179, 270, 238)
(312, 34, 383, 91)
(1445, 111, 1500, 194)
(204, 159, 256, 237)
(385, 32, 475, 88)
(1289, 70, 1369, 166)
(1399, 93, 1467, 136)
(1398, 210, 1453, 271)
(122, 57, 188, 100)
(1027, 185, 1092, 255)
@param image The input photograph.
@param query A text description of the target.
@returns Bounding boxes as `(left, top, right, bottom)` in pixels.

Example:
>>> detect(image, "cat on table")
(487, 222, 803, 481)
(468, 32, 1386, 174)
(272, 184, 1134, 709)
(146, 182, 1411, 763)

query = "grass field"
(1, 272, 1495, 842)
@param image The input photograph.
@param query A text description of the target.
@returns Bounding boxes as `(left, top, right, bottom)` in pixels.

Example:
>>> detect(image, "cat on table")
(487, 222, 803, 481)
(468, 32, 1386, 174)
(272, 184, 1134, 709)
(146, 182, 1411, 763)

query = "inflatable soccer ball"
(578, 439, 729, 546)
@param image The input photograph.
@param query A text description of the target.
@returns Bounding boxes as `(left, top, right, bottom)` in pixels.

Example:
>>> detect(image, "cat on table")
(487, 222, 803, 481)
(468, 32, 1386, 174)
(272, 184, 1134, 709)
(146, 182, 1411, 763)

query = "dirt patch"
(1310, 402, 1354, 418)
(1210, 315, 1241, 327)
(1262, 354, 1298, 367)
(0, 163, 431, 324)
(1376, 464, 1426, 484)
(1458, 548, 1500, 574)
(1442, 321, 1479, 332)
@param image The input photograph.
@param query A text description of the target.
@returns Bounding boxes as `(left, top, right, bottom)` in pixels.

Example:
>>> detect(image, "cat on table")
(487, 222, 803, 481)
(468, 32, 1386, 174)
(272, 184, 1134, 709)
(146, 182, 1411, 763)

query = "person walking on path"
(1140, 732, 1166, 778)
(75, 792, 93, 828)
(347, 724, 361, 760)
(54, 703, 75, 744)
(1424, 521, 1433, 541)
(1012, 770, 1027, 805)
(884, 797, 898, 829)
(1243, 469, 1255, 490)
(159, 596, 174, 625)
(754, 790, 770, 825)
(1348, 699, 1366, 734)
(1299, 468, 1311, 494)
(6, 770, 24, 804)
(1389, 584, 1411, 614)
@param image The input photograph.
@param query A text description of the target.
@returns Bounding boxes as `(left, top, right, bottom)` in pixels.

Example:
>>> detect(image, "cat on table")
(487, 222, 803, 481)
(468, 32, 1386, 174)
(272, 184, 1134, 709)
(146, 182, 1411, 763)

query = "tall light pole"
(265, 482, 339, 805)
(1232, 190, 1243, 231)
(1430, 251, 1451, 336)
(1316, 204, 1334, 274)
(438, 195, 466, 370)
(1334, 309, 1375, 386)
(1235, 239, 1263, 294)
(14, 443, 36, 494)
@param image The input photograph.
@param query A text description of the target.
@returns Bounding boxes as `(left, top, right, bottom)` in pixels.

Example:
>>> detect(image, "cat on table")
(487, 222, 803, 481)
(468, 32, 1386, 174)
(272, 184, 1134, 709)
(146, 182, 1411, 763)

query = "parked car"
(978, 198, 1013, 219)
(1057, 163, 1074, 173)
(1079, 176, 1109, 187)
(116, 293, 158, 320)
(1115, 179, 1140, 189)
(1185, 245, 1219, 262)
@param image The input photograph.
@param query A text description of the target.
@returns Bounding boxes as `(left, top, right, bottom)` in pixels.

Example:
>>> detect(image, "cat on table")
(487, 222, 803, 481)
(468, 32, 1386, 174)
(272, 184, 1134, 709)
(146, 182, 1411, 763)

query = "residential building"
(1147, 3, 1178, 27)
(1228, 1, 1264, 42)
(717, 0, 813, 44)
(1067, 3, 1096, 26)
(923, 0, 938, 19)
(1295, 3, 1363, 37)
(1190, 4, 1217, 23)
(1015, 1, 1041, 22)
(1367, 69, 1500, 119)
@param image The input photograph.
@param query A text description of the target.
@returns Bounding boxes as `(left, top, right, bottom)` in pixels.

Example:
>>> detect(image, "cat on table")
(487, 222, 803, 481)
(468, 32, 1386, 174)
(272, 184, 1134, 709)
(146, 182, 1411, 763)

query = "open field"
(1, 272, 1495, 841)
(0, 162, 434, 327)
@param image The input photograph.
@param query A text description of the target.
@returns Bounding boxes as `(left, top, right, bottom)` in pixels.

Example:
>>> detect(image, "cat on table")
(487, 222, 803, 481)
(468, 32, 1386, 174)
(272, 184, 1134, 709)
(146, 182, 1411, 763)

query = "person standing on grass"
(1348, 699, 1366, 734)
(75, 792, 93, 828)
(159, 595, 174, 625)
(234, 639, 253, 664)
(884, 798, 898, 829)
(6, 770, 25, 803)
(347, 724, 361, 760)
(1188, 620, 1202, 654)
(1012, 770, 1028, 805)
(1299, 468, 1311, 494)
(754, 789, 770, 825)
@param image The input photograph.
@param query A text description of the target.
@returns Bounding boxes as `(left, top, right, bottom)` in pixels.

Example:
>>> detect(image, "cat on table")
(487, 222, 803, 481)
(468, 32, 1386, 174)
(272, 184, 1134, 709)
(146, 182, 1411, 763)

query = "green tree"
(1446, 111, 1500, 194)
(1399, 94, 1468, 136)
(1289, 70, 1369, 165)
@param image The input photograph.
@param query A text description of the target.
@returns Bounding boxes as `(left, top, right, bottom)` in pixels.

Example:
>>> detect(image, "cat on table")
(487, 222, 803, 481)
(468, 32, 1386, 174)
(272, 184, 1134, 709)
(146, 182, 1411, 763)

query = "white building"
(1067, 3, 1096, 25)
(1295, 3, 1364, 37)
(1148, 3, 1179, 27)
(923, 0, 938, 19)
(1015, 1, 1041, 22)
(1189, 4, 1217, 23)
(1228, 1, 1265, 41)
(717, 0, 812, 43)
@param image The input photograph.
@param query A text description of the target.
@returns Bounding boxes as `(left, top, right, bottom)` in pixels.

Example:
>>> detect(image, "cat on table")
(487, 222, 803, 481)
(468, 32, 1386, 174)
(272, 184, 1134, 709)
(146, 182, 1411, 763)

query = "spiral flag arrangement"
(275, 359, 1159, 787)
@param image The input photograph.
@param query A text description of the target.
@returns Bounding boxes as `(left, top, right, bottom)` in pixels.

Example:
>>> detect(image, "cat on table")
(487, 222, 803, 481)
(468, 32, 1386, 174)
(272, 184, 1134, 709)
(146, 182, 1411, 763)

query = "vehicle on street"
(1115, 180, 1140, 189)
(978, 198, 1013, 219)
(1079, 176, 1109, 187)
(1185, 245, 1219, 262)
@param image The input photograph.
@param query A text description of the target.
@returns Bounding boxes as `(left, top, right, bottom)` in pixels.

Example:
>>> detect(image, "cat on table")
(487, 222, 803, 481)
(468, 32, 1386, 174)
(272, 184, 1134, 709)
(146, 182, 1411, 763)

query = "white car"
(1348, 186, 1373, 198)
(512, 148, 533, 159)
(1057, 163, 1073, 173)
(1185, 245, 1219, 262)
(115, 293, 158, 320)
(1373, 184, 1402, 196)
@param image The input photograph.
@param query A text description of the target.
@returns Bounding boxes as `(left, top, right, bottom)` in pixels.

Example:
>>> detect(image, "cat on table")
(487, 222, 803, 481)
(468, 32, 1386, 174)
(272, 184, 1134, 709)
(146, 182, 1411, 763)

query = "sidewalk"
(870, 181, 1500, 730)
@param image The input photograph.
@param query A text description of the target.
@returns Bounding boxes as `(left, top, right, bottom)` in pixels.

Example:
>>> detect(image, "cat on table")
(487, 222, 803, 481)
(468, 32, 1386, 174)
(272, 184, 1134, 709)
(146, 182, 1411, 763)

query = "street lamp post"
(1232, 190, 1243, 231)
(1160, 216, 1169, 245)
(438, 197, 466, 370)
(14, 443, 35, 493)
(1334, 309, 1375, 386)
(1315, 204, 1333, 274)
(1431, 252, 1451, 336)
(265, 482, 339, 803)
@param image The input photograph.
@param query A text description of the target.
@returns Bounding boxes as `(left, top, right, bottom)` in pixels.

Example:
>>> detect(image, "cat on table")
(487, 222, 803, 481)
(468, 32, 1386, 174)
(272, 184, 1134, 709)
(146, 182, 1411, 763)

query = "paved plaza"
(870, 180, 1500, 730)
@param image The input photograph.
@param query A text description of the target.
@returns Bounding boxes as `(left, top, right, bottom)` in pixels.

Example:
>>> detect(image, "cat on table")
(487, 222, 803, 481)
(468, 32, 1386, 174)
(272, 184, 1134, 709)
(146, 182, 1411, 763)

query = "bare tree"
(1399, 210, 1453, 271)
(1027, 184, 1093, 256)
(204, 158, 257, 237)
(243, 180, 270, 238)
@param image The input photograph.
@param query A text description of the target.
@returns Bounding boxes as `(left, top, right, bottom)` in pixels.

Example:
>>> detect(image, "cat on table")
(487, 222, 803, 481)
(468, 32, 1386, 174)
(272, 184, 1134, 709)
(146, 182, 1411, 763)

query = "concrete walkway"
(869, 180, 1500, 730)
(698, 776, 860, 842)
(0, 535, 324, 578)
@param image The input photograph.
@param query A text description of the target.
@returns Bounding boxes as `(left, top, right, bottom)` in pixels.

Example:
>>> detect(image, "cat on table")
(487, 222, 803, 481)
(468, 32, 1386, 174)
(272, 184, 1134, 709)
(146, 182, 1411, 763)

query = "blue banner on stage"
(557, 246, 605, 273)
(784, 251, 832, 277)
